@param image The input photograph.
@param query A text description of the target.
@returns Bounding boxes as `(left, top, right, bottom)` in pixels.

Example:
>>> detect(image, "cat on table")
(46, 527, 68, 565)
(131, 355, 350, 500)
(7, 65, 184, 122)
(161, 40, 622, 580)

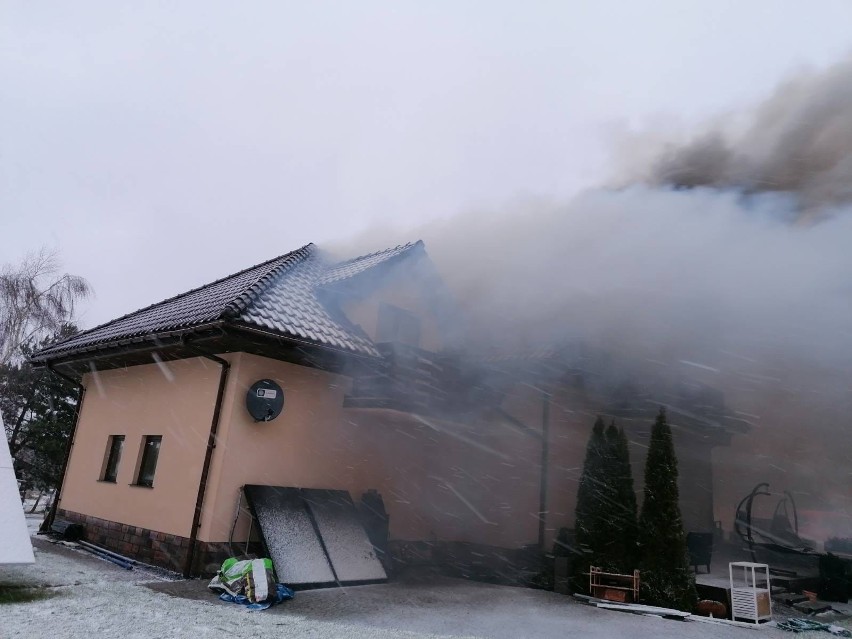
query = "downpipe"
(182, 352, 230, 578)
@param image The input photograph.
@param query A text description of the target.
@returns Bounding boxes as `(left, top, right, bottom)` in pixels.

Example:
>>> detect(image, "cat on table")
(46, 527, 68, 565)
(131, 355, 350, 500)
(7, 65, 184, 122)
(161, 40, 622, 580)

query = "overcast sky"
(3, 1, 852, 329)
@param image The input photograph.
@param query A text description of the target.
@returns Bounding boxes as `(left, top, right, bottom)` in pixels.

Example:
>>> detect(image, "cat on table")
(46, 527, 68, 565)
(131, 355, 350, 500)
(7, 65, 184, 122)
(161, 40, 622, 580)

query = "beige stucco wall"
(62, 348, 718, 553)
(194, 351, 718, 551)
(341, 407, 543, 548)
(198, 352, 356, 543)
(200, 352, 545, 549)
(60, 357, 220, 538)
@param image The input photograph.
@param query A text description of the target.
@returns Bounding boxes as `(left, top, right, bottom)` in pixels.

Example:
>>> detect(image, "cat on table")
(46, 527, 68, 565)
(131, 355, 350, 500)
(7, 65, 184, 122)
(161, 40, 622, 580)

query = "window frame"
(100, 435, 125, 483)
(134, 435, 162, 488)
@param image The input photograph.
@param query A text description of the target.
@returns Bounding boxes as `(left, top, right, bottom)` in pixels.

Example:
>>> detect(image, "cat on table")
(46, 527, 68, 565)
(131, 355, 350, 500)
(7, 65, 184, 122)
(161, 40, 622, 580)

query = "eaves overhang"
(29, 320, 383, 381)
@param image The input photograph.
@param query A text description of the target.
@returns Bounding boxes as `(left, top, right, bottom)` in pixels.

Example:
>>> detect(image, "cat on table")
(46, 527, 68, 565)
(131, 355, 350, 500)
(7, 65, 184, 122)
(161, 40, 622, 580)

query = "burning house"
(30, 239, 741, 580)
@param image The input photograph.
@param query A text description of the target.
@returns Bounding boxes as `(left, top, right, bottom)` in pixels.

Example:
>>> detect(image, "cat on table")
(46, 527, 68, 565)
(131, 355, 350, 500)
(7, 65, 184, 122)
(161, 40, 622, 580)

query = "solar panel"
(301, 489, 387, 583)
(243, 485, 387, 588)
(243, 485, 335, 586)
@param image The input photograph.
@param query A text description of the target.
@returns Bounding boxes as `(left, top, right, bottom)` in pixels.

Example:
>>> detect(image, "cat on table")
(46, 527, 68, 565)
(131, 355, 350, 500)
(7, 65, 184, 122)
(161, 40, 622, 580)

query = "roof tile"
(32, 241, 422, 362)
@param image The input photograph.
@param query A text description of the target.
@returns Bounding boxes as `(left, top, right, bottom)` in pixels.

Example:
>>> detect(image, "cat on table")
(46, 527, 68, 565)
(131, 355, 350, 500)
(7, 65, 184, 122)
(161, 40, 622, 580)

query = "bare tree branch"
(0, 247, 92, 366)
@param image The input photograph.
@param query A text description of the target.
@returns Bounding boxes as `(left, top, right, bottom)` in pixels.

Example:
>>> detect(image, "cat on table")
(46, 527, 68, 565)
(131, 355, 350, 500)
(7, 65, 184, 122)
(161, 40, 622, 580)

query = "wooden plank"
(686, 615, 768, 629)
(573, 593, 612, 604)
(588, 570, 638, 578)
(595, 603, 690, 618)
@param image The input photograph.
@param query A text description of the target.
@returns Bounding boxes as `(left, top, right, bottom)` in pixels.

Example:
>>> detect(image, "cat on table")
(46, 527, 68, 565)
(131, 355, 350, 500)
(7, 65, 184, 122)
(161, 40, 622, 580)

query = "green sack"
(208, 558, 276, 604)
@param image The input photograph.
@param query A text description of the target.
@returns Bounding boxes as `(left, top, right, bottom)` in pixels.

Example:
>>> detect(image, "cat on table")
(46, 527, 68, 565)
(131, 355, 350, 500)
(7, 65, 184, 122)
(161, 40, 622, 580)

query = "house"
(31, 241, 735, 578)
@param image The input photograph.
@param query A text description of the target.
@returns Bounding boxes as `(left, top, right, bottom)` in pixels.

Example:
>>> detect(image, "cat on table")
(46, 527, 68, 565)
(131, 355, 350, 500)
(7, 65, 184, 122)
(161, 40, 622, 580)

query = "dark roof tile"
(32, 241, 422, 363)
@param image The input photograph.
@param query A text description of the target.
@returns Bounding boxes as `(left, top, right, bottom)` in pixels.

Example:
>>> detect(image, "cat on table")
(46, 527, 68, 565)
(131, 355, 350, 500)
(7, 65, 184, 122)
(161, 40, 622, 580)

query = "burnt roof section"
(31, 241, 422, 363)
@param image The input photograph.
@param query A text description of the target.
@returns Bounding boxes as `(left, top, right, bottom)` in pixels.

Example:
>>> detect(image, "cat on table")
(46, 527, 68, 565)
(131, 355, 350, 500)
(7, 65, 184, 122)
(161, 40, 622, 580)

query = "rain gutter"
(495, 394, 552, 550)
(537, 391, 551, 550)
(28, 323, 226, 369)
(182, 351, 230, 578)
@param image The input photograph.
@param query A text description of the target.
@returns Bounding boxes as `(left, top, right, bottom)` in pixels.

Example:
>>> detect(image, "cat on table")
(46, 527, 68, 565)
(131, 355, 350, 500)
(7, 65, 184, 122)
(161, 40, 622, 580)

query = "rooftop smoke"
(635, 55, 852, 219)
(341, 55, 852, 368)
(337, 55, 852, 532)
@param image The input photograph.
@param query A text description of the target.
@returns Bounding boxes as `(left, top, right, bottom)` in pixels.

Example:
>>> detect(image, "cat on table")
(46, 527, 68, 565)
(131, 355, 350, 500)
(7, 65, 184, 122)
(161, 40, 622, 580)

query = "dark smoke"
(638, 55, 852, 219)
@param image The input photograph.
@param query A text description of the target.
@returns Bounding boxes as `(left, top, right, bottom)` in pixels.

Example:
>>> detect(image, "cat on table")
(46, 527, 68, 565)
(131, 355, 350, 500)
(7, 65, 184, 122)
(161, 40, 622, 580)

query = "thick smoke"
(335, 56, 852, 537)
(631, 55, 852, 219)
(337, 56, 852, 369)
(345, 187, 852, 371)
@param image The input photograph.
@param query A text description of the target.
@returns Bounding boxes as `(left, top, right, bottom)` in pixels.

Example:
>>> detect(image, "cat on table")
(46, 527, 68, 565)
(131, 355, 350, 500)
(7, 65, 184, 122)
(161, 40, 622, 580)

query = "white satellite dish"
(0, 411, 35, 564)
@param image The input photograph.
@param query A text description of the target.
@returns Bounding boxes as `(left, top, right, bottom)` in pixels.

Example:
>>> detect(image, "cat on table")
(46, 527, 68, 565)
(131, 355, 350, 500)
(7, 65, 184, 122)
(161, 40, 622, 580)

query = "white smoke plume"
(335, 55, 852, 534)
(345, 187, 852, 372)
(338, 55, 852, 368)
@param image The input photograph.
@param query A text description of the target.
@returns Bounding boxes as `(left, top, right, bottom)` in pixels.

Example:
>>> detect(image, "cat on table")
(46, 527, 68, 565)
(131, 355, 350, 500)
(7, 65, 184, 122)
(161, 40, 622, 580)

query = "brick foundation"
(56, 509, 264, 577)
(56, 510, 539, 584)
(58, 509, 191, 573)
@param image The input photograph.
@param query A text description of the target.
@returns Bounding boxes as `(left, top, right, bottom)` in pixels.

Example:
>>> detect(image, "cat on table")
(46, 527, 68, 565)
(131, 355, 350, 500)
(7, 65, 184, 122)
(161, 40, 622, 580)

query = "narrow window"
(101, 435, 124, 482)
(135, 436, 162, 487)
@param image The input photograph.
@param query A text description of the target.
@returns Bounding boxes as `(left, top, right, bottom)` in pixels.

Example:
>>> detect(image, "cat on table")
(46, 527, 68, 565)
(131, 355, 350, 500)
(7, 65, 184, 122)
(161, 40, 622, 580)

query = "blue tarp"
(218, 583, 295, 611)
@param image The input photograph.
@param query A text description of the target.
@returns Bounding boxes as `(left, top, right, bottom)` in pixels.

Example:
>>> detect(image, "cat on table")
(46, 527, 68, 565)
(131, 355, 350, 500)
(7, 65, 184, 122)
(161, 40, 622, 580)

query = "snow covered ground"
(0, 519, 817, 638)
(3, 533, 439, 639)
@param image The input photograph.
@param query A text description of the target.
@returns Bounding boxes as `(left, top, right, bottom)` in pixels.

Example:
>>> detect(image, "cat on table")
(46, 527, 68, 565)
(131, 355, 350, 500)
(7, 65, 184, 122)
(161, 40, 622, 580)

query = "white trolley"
(729, 561, 772, 624)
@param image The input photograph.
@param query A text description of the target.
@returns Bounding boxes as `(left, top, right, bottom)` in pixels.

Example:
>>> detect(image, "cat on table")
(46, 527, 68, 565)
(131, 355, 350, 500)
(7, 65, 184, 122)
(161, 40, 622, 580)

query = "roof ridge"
(331, 240, 422, 268)
(223, 243, 316, 318)
(42, 244, 315, 353)
(316, 240, 424, 287)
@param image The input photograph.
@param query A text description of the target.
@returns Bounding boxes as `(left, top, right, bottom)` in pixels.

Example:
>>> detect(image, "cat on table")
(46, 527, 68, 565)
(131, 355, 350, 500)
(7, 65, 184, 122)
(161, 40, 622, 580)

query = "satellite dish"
(246, 379, 284, 422)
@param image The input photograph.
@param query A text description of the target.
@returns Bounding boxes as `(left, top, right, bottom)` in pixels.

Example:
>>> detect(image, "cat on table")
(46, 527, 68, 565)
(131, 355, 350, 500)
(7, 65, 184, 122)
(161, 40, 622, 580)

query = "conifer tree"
(604, 422, 639, 572)
(572, 416, 608, 591)
(1, 326, 80, 493)
(638, 408, 697, 610)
